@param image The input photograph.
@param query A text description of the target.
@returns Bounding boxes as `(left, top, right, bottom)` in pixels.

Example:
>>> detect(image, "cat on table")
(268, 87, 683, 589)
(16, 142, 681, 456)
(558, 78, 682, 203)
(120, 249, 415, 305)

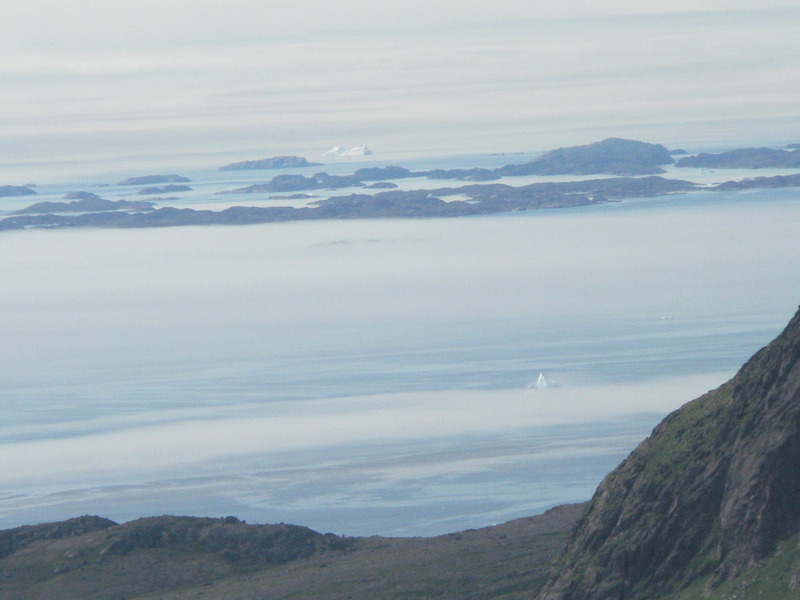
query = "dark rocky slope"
(538, 306, 800, 600)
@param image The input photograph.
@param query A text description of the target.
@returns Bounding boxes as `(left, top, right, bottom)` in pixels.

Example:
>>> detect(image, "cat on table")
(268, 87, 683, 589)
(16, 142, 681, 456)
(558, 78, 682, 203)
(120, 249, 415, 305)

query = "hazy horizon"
(2, 2, 799, 182)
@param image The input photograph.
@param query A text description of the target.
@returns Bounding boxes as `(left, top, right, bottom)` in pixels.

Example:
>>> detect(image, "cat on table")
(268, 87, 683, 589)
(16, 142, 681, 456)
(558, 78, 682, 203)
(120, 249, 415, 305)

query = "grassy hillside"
(0, 504, 582, 600)
(538, 307, 800, 600)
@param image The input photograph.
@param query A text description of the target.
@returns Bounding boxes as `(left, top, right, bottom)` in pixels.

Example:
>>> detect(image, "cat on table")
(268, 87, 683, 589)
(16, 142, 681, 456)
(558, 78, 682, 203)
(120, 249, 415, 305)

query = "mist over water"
(1, 185, 799, 534)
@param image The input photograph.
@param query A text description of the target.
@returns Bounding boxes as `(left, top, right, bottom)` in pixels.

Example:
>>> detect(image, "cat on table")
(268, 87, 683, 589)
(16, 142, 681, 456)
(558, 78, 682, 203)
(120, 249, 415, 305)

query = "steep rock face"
(538, 306, 800, 600)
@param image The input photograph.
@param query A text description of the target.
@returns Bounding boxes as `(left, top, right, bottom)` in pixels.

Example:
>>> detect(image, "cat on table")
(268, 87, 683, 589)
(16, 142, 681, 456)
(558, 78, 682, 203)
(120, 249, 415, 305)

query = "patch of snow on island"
(324, 145, 373, 157)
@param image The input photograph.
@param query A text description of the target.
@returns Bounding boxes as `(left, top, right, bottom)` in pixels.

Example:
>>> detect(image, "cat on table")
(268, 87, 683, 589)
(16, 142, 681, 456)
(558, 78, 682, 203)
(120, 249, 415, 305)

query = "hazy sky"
(2, 1, 799, 177)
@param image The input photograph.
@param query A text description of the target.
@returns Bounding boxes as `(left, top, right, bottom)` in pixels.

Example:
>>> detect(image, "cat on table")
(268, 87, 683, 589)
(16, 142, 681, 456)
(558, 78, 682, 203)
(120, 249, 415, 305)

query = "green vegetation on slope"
(538, 306, 800, 600)
(0, 505, 583, 600)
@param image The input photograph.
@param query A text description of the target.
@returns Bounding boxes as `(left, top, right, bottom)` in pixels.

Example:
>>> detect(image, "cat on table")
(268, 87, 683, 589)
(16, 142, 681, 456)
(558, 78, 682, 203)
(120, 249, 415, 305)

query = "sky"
(2, 1, 799, 179)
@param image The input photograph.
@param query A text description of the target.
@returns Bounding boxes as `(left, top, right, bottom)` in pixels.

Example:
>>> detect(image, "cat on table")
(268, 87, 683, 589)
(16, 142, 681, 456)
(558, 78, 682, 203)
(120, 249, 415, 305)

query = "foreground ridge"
(0, 506, 583, 599)
(538, 306, 800, 600)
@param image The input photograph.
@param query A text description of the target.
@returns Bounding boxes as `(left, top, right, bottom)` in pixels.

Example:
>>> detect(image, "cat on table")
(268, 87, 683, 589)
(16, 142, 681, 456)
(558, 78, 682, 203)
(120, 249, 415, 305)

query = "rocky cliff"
(538, 306, 800, 600)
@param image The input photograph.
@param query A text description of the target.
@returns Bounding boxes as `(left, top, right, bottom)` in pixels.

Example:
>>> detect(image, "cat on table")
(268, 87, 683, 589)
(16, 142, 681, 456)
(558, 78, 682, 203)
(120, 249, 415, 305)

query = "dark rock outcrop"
(496, 138, 674, 176)
(219, 156, 322, 171)
(538, 306, 800, 600)
(0, 516, 116, 559)
(116, 174, 191, 185)
(97, 516, 349, 564)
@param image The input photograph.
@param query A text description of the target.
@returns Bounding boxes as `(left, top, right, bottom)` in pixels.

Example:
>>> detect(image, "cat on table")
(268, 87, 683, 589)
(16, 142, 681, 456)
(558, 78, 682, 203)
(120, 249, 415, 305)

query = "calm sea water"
(1, 156, 798, 535)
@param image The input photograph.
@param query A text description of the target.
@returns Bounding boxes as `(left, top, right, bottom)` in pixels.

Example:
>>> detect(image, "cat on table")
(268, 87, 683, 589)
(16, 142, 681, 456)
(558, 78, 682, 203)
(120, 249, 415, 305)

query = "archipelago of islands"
(3, 138, 800, 231)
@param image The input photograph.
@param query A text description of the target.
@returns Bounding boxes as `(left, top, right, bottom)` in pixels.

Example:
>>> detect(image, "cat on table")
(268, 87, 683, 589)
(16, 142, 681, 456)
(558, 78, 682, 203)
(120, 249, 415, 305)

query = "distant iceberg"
(324, 145, 373, 157)
(526, 372, 559, 391)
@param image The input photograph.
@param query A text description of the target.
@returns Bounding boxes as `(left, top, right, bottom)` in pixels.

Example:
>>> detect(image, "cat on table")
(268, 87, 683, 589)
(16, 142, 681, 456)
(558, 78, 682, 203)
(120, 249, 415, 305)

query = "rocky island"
(13, 195, 155, 215)
(3, 169, 800, 231)
(0, 175, 699, 231)
(710, 172, 800, 191)
(116, 174, 191, 185)
(5, 138, 800, 232)
(219, 156, 322, 171)
(214, 139, 683, 196)
(351, 165, 412, 180)
(225, 172, 366, 193)
(136, 184, 192, 195)
(676, 145, 800, 168)
(0, 185, 36, 197)
(416, 167, 502, 181)
(496, 138, 675, 176)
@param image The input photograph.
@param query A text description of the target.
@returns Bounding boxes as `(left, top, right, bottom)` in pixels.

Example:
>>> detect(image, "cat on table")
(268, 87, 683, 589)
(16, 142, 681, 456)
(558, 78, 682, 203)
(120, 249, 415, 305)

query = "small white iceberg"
(526, 372, 558, 391)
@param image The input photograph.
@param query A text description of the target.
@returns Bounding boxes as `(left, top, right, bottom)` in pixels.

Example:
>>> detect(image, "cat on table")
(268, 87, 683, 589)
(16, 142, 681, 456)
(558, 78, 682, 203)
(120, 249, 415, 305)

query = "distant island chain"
(3, 138, 800, 231)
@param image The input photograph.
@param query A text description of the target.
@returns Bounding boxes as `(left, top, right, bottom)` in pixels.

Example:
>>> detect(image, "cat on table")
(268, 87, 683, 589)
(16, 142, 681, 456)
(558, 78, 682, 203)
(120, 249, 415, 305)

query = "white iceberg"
(526, 372, 559, 391)
(324, 145, 373, 157)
